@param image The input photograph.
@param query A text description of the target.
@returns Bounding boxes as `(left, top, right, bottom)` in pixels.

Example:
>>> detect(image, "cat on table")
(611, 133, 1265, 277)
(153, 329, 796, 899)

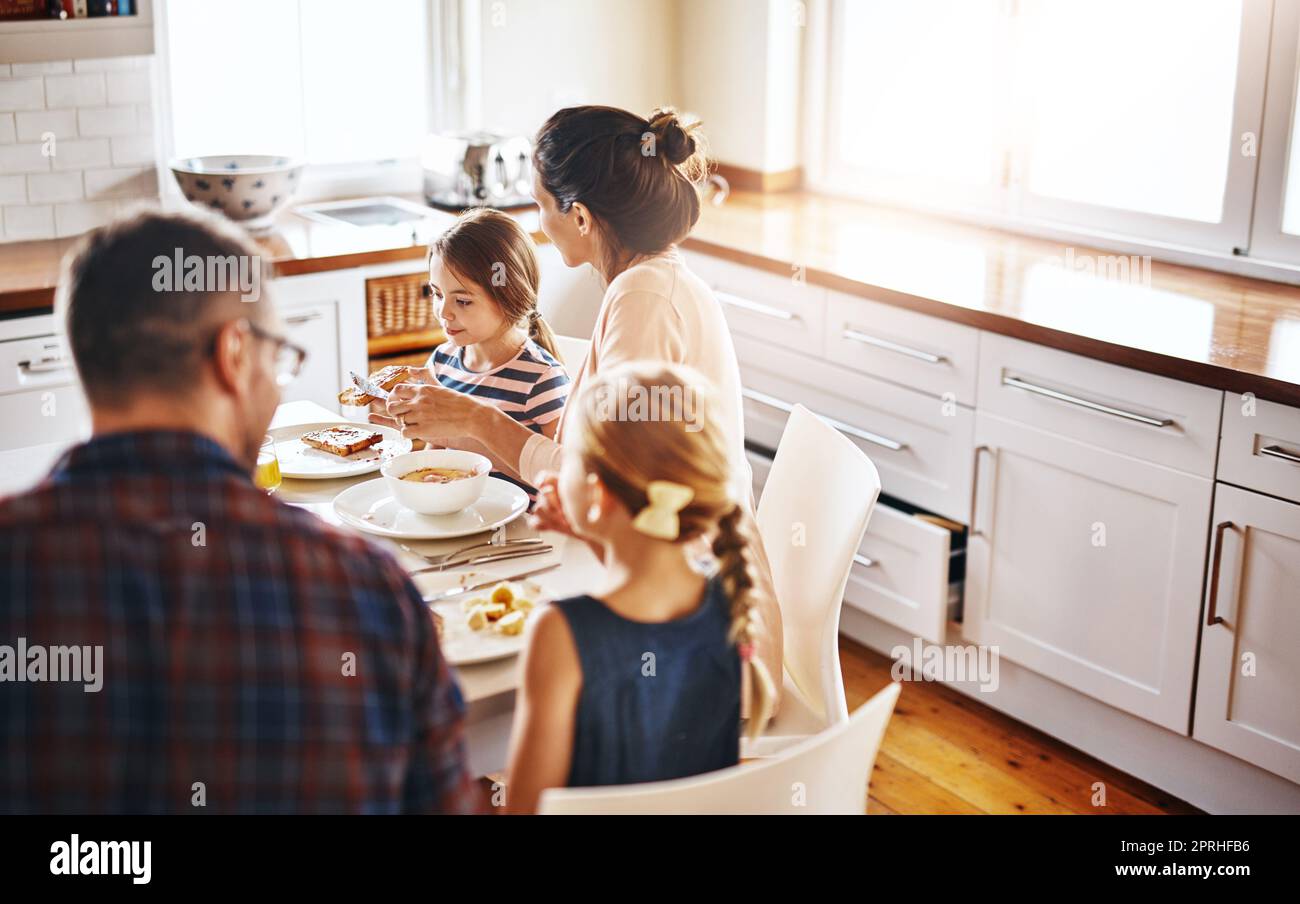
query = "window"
(158, 0, 433, 197)
(814, 0, 1290, 267)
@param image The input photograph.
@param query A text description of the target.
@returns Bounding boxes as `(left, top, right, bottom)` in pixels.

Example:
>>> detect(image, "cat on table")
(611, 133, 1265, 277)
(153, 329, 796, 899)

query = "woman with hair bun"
(381, 105, 783, 704)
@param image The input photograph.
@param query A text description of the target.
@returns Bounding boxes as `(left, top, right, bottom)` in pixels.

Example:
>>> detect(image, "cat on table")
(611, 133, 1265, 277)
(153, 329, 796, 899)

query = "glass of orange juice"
(254, 434, 282, 494)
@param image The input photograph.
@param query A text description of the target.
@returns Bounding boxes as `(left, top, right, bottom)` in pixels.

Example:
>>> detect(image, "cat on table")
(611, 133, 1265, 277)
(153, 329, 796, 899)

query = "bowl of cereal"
(382, 449, 491, 515)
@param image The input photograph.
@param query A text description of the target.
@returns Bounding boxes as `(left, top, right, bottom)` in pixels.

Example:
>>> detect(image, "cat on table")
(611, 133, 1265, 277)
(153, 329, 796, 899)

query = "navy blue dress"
(554, 578, 742, 788)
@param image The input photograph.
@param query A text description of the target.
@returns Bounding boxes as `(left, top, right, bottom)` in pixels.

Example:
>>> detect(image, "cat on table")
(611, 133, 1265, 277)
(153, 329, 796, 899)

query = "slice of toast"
(300, 425, 385, 457)
(337, 365, 412, 407)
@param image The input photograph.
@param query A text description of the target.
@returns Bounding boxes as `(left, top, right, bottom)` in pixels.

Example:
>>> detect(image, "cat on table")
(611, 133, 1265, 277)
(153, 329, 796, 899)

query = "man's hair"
(59, 208, 270, 407)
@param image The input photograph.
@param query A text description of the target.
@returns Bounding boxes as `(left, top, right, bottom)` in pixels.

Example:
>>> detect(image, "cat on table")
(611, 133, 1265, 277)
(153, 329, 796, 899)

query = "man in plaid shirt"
(0, 211, 480, 814)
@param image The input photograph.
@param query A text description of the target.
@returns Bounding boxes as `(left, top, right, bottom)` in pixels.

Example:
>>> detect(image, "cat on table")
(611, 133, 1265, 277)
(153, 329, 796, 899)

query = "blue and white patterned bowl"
(169, 155, 304, 232)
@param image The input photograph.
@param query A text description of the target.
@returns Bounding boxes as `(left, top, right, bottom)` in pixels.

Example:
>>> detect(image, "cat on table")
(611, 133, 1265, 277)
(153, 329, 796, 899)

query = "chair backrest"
(538, 682, 901, 815)
(552, 334, 592, 371)
(756, 405, 882, 724)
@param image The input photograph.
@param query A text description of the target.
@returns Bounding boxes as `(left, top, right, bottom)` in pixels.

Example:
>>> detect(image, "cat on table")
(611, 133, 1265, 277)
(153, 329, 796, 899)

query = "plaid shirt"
(0, 430, 479, 814)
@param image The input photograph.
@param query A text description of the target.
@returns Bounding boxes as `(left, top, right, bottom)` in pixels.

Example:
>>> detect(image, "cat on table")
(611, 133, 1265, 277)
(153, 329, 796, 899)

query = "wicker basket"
(366, 271, 436, 338)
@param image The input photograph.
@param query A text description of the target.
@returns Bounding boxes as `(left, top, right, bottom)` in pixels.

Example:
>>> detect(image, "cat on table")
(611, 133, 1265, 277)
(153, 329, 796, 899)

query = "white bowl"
(169, 154, 304, 232)
(382, 449, 491, 515)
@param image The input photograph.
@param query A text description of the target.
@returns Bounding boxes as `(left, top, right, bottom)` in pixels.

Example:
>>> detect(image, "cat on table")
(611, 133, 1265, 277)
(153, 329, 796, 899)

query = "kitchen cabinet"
(1193, 484, 1300, 784)
(963, 411, 1212, 732)
(270, 270, 367, 415)
(0, 330, 88, 452)
(278, 303, 341, 411)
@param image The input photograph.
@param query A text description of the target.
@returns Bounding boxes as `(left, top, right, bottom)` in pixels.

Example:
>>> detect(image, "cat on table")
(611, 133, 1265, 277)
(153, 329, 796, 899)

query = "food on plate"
(400, 466, 480, 484)
(497, 610, 525, 636)
(300, 425, 384, 458)
(462, 581, 539, 635)
(465, 605, 489, 631)
(337, 365, 412, 407)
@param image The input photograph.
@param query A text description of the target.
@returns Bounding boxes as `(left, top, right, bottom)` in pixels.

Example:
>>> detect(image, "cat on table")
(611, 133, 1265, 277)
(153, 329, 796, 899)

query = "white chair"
(744, 404, 882, 757)
(538, 682, 900, 815)
(552, 334, 592, 371)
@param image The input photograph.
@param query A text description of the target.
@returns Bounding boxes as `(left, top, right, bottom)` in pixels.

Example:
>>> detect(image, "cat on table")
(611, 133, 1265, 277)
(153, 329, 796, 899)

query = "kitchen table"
(271, 401, 602, 776)
(0, 399, 602, 777)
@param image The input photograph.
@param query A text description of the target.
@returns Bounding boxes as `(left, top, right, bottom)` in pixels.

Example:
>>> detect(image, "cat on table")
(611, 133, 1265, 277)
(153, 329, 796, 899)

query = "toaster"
(421, 131, 533, 210)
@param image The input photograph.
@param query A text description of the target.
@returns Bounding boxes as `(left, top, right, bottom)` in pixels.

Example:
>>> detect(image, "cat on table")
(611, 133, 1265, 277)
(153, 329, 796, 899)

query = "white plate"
(332, 476, 529, 540)
(432, 580, 545, 666)
(271, 422, 411, 480)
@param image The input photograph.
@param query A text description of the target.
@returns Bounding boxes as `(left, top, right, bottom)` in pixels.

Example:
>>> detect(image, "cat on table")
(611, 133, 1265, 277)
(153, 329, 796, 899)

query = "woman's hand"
(526, 471, 575, 537)
(382, 380, 491, 445)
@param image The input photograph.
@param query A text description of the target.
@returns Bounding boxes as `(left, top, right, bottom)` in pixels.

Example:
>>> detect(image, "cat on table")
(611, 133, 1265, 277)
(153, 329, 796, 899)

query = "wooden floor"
(841, 637, 1203, 814)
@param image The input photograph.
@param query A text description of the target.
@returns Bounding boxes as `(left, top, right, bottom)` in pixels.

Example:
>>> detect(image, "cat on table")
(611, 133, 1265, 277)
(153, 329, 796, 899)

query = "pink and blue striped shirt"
(427, 338, 569, 496)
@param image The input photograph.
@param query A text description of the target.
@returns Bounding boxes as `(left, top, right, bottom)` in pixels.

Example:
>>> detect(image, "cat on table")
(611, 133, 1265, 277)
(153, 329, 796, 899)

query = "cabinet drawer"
(0, 333, 77, 396)
(977, 333, 1222, 477)
(0, 385, 88, 451)
(1194, 484, 1300, 784)
(735, 335, 974, 523)
(824, 290, 979, 404)
(844, 501, 953, 644)
(684, 251, 826, 356)
(1219, 396, 1300, 504)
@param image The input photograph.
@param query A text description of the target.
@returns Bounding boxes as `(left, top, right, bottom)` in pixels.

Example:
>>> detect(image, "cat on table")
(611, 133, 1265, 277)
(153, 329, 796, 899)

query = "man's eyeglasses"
(247, 321, 308, 387)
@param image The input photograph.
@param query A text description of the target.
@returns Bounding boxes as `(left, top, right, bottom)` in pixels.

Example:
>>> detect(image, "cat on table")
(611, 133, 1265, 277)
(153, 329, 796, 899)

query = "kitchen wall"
(0, 55, 160, 244)
(676, 0, 803, 173)
(474, 0, 680, 136)
(472, 0, 802, 173)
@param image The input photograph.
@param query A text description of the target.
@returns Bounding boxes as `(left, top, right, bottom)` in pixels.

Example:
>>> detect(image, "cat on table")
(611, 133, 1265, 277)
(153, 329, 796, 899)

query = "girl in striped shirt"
(420, 208, 569, 498)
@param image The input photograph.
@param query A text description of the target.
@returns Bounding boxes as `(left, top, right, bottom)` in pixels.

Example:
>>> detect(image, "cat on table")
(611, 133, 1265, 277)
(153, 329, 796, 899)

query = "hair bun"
(647, 107, 696, 166)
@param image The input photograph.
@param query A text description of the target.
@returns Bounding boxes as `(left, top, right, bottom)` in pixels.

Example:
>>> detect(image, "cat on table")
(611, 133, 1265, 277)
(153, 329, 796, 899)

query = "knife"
(408, 544, 553, 576)
(422, 562, 562, 605)
(350, 370, 391, 401)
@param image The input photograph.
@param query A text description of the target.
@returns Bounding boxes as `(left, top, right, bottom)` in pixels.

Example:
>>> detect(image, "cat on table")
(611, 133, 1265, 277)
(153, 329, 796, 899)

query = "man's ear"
(210, 318, 249, 397)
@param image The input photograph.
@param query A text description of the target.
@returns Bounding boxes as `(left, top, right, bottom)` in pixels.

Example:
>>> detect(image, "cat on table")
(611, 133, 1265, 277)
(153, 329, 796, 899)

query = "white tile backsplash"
(15, 109, 77, 144)
(44, 73, 107, 109)
(28, 172, 83, 205)
(2, 204, 54, 241)
(0, 55, 158, 244)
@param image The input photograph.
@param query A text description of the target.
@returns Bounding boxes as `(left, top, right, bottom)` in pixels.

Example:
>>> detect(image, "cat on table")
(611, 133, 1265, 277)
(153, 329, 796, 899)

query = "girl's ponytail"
(526, 308, 561, 362)
(712, 503, 776, 739)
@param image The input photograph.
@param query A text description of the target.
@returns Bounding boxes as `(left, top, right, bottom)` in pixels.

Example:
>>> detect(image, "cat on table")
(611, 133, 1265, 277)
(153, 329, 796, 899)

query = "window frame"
(806, 0, 1300, 281)
(152, 0, 442, 204)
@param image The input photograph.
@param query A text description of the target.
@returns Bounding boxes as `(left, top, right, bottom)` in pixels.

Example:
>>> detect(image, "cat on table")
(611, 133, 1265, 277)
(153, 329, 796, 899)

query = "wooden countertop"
(689, 193, 1300, 406)
(4, 190, 1300, 405)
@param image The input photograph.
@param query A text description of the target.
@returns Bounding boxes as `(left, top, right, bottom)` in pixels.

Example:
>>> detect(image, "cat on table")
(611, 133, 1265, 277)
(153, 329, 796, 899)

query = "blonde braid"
(712, 504, 775, 739)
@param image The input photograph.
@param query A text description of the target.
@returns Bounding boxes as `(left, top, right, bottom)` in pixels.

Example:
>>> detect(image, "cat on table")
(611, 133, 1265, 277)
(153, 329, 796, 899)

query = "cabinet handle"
(20, 356, 72, 374)
(1001, 375, 1174, 428)
(1206, 520, 1234, 627)
(284, 311, 323, 325)
(741, 387, 907, 452)
(1259, 444, 1300, 465)
(717, 291, 800, 323)
(969, 445, 991, 536)
(853, 553, 877, 568)
(842, 327, 947, 364)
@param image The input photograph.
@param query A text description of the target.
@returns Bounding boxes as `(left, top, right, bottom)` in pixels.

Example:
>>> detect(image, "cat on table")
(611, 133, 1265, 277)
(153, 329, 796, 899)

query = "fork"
(408, 543, 553, 576)
(400, 528, 543, 569)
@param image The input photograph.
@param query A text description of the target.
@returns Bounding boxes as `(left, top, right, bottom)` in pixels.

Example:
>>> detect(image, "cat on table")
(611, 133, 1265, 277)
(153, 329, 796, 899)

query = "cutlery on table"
(422, 562, 562, 604)
(408, 543, 553, 576)
(399, 531, 544, 569)
(350, 370, 392, 401)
